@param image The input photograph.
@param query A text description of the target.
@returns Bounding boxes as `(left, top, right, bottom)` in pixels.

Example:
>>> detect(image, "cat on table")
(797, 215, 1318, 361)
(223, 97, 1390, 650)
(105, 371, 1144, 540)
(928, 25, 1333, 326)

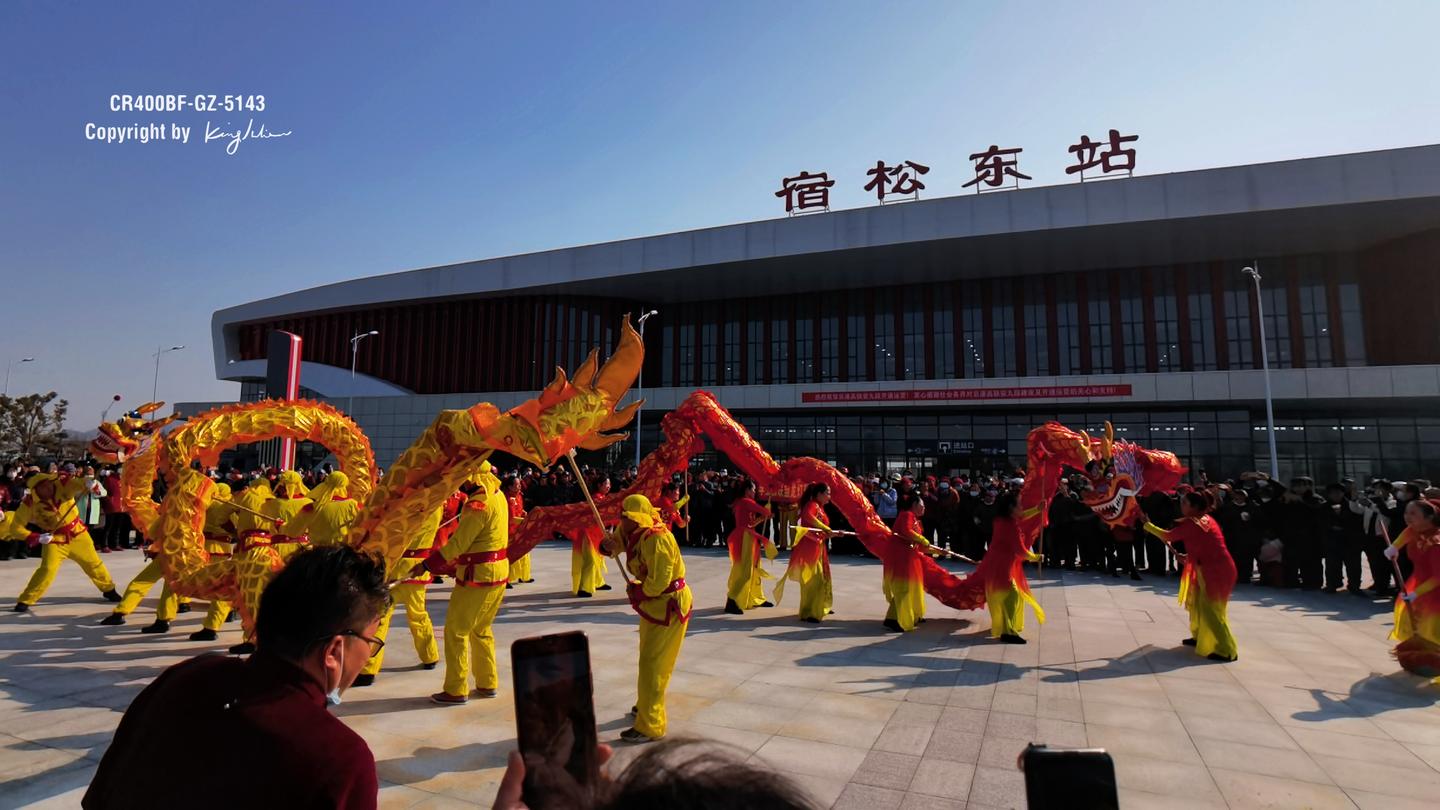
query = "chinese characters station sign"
(776, 129, 1138, 214)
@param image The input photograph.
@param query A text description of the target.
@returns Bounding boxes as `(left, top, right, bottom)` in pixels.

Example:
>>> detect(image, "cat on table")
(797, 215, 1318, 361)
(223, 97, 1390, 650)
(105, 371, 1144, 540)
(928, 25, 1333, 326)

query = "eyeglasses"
(337, 629, 385, 657)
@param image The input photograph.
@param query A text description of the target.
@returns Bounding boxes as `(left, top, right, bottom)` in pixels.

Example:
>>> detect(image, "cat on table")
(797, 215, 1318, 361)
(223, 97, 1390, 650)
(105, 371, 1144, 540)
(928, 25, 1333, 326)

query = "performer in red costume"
(886, 493, 944, 632)
(1387, 498, 1440, 682)
(774, 483, 834, 622)
(982, 492, 1045, 644)
(1144, 490, 1239, 661)
(724, 479, 775, 615)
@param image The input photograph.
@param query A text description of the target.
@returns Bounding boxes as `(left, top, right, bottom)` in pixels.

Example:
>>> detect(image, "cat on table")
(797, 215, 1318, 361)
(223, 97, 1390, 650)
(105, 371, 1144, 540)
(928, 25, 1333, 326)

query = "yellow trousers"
(511, 553, 532, 582)
(18, 535, 116, 605)
(202, 598, 230, 631)
(987, 582, 1045, 638)
(440, 584, 505, 697)
(570, 545, 607, 594)
(233, 548, 284, 636)
(725, 536, 768, 610)
(883, 575, 926, 631)
(361, 582, 439, 675)
(1187, 571, 1238, 660)
(635, 615, 688, 738)
(112, 558, 194, 621)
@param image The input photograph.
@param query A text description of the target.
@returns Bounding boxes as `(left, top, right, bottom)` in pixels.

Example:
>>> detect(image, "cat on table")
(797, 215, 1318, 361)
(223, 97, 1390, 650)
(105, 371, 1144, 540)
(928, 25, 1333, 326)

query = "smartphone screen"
(1021, 744, 1119, 810)
(512, 631, 599, 807)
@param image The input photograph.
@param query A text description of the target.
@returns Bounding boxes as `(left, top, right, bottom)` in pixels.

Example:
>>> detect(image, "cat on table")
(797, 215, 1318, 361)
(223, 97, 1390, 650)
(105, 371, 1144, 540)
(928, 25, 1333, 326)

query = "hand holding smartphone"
(511, 631, 601, 809)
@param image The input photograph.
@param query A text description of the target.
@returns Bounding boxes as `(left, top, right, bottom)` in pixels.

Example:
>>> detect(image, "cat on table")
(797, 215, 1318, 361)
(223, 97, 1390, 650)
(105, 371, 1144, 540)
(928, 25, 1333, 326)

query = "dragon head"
(1079, 421, 1186, 527)
(481, 315, 644, 470)
(89, 402, 185, 464)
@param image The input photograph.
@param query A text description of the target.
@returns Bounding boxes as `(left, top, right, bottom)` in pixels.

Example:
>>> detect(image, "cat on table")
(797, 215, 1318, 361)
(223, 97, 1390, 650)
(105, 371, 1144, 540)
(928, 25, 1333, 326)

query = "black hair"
(254, 545, 390, 662)
(501, 476, 520, 495)
(897, 492, 921, 511)
(596, 738, 818, 810)
(994, 491, 1019, 518)
(799, 483, 830, 506)
(1182, 489, 1216, 514)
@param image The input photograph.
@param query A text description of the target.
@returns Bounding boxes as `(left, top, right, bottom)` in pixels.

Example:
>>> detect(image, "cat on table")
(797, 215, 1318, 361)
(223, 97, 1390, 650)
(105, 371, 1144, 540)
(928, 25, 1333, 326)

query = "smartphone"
(1020, 744, 1118, 810)
(512, 631, 600, 807)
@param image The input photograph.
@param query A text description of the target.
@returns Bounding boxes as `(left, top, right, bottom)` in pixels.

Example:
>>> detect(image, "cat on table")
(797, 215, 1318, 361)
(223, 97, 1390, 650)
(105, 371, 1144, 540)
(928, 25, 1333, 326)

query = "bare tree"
(0, 392, 70, 460)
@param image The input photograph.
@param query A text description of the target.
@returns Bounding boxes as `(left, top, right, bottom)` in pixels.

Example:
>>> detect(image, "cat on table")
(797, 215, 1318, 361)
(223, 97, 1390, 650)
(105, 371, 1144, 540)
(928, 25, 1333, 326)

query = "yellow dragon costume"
(87, 317, 644, 650)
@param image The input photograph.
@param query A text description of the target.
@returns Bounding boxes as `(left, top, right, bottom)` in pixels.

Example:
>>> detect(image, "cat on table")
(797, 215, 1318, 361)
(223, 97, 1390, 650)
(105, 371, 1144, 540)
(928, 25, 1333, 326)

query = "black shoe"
(506, 583, 514, 589)
(1206, 653, 1236, 662)
(760, 601, 774, 608)
(1130, 571, 1142, 581)
(522, 579, 535, 583)
(102, 589, 122, 603)
(883, 619, 904, 633)
(1182, 638, 1197, 647)
(141, 620, 170, 634)
(597, 584, 613, 591)
(421, 661, 438, 670)
(724, 599, 743, 615)
(225, 610, 237, 623)
(99, 613, 125, 626)
(1349, 588, 1370, 598)
(228, 641, 256, 656)
(189, 628, 218, 641)
(177, 603, 192, 614)
(12, 603, 29, 613)
(352, 673, 375, 687)
(801, 617, 821, 624)
(999, 634, 1028, 644)
(576, 590, 593, 598)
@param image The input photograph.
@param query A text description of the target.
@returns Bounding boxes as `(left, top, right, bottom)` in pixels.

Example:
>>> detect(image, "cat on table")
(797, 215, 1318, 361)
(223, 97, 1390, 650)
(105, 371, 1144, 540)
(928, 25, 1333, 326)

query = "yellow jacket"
(260, 492, 313, 543)
(202, 498, 236, 554)
(293, 496, 361, 547)
(441, 485, 509, 586)
(2, 476, 88, 541)
(230, 483, 273, 536)
(625, 524, 692, 625)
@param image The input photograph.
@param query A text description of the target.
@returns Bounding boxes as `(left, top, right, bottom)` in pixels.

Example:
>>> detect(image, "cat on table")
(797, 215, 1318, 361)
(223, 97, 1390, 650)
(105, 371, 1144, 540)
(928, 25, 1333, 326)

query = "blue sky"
(2, 1, 1436, 426)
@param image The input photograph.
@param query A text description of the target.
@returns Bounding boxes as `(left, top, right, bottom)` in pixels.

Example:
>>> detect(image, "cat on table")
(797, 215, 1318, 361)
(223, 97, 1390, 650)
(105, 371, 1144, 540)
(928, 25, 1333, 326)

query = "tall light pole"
(634, 310, 658, 470)
(349, 330, 379, 416)
(152, 345, 185, 407)
(3, 357, 35, 397)
(1243, 265, 1279, 479)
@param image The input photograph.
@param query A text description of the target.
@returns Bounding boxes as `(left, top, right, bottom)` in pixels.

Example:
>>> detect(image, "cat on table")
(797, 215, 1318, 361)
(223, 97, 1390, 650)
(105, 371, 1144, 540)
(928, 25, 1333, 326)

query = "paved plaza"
(1, 544, 1439, 809)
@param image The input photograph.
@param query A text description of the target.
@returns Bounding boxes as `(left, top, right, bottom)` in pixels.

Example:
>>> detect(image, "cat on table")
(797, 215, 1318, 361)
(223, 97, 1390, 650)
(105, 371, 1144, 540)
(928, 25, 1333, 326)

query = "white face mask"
(325, 641, 345, 707)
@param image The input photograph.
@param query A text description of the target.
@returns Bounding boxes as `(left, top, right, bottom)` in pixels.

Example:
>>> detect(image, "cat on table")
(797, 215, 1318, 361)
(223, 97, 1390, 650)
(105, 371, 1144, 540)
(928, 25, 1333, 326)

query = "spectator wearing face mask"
(84, 546, 388, 809)
(1279, 477, 1327, 590)
(871, 479, 898, 521)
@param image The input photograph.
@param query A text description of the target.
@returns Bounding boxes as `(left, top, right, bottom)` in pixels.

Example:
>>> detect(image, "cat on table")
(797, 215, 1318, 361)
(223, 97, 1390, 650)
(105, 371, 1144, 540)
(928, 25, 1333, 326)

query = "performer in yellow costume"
(773, 483, 834, 622)
(885, 493, 944, 632)
(724, 480, 775, 614)
(7, 472, 120, 611)
(1387, 498, 1440, 682)
(503, 476, 533, 584)
(429, 466, 509, 704)
(261, 470, 312, 560)
(293, 471, 361, 547)
(190, 482, 236, 641)
(227, 477, 277, 655)
(604, 494, 691, 743)
(354, 502, 444, 686)
(569, 478, 611, 597)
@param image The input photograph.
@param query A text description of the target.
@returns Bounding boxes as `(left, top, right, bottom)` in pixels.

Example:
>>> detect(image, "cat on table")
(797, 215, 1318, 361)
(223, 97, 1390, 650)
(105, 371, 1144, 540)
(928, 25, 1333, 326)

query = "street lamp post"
(634, 310, 658, 470)
(3, 357, 35, 397)
(151, 345, 185, 406)
(1243, 265, 1280, 479)
(349, 330, 379, 416)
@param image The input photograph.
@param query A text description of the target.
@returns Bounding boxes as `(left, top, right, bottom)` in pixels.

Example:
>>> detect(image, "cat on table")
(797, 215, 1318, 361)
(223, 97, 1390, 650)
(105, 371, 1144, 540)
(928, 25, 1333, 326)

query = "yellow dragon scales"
(89, 316, 644, 632)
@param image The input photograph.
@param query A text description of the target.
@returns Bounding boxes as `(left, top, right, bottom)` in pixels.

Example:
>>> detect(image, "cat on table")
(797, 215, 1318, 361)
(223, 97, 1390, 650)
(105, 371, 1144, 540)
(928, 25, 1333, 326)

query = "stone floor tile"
(853, 749, 923, 790)
(1209, 768, 1358, 809)
(924, 728, 985, 763)
(965, 765, 1026, 809)
(833, 781, 907, 810)
(908, 758, 976, 800)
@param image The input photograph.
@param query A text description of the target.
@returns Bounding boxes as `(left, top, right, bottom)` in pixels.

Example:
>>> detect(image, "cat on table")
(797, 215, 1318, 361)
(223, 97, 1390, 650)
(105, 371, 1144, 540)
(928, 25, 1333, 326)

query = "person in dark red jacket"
(83, 545, 390, 809)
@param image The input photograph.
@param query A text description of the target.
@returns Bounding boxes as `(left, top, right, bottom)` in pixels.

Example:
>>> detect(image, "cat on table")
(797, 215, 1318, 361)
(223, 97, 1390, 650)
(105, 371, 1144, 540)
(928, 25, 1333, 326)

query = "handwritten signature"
(203, 118, 292, 155)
